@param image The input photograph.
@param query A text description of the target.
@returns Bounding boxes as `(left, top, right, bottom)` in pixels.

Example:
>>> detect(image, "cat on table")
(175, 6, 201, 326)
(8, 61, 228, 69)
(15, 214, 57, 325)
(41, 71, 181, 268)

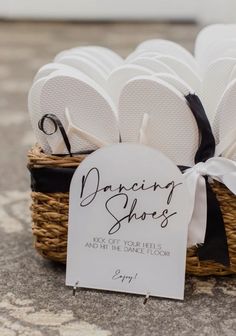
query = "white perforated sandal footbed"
(198, 39, 236, 72)
(119, 76, 199, 166)
(154, 55, 202, 94)
(55, 46, 123, 70)
(129, 57, 176, 75)
(57, 55, 108, 90)
(136, 39, 199, 72)
(213, 78, 236, 160)
(195, 24, 236, 62)
(40, 71, 119, 155)
(33, 63, 80, 83)
(202, 57, 236, 124)
(81, 46, 124, 69)
(30, 66, 97, 154)
(54, 50, 111, 75)
(152, 73, 192, 96)
(107, 64, 154, 106)
(30, 67, 97, 154)
(217, 48, 236, 59)
(125, 50, 161, 62)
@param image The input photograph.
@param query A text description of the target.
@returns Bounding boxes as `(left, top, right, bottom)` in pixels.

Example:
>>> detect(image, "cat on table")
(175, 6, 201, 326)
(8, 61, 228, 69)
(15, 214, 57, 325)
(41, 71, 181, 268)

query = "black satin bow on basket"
(30, 93, 230, 266)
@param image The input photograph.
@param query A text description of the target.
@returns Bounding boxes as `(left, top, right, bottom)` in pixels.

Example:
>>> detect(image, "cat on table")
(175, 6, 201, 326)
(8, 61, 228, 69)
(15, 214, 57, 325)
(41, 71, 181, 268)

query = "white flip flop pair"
(29, 45, 124, 155)
(118, 75, 213, 167)
(29, 69, 120, 155)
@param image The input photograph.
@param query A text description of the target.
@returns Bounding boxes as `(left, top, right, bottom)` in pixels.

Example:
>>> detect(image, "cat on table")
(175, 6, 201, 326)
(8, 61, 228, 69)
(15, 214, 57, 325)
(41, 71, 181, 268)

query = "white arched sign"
(66, 144, 191, 300)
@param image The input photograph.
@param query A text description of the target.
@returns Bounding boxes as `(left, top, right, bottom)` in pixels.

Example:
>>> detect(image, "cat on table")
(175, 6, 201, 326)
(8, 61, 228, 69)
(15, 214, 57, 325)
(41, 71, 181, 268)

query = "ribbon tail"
(197, 180, 230, 267)
(186, 173, 207, 247)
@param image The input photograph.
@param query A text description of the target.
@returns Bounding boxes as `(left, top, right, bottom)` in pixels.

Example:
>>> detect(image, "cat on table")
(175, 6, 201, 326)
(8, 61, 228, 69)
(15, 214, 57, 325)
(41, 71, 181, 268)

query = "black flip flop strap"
(38, 113, 73, 157)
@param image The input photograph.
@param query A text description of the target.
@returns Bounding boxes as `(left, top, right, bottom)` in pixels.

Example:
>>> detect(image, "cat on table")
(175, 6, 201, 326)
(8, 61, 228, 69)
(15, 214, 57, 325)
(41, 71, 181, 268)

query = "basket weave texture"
(28, 145, 236, 276)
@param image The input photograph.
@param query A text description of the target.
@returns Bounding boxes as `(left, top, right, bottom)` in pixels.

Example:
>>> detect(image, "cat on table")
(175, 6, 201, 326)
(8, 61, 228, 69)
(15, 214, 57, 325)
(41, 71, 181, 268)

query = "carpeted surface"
(0, 21, 235, 336)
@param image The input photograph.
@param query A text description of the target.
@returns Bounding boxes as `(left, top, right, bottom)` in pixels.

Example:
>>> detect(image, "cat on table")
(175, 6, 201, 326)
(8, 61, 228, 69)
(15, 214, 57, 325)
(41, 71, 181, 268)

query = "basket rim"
(28, 144, 86, 168)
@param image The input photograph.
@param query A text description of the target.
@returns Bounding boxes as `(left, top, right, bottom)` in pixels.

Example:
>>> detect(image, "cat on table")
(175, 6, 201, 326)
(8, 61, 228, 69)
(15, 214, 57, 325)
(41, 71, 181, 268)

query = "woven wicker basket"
(28, 145, 236, 276)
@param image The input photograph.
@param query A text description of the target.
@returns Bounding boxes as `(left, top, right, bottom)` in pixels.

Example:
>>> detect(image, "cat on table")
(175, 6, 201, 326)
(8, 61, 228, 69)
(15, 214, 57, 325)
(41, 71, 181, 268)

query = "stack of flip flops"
(29, 25, 236, 164)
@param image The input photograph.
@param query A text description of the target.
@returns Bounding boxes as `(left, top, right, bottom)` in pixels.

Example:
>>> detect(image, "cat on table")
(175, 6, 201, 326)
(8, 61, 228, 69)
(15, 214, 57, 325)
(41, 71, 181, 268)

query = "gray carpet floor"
(0, 21, 235, 336)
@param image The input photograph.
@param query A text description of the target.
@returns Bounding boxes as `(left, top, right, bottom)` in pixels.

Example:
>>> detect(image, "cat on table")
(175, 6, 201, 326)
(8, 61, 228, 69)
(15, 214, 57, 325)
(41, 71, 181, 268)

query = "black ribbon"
(185, 93, 215, 163)
(30, 166, 76, 193)
(178, 94, 229, 267)
(198, 179, 230, 266)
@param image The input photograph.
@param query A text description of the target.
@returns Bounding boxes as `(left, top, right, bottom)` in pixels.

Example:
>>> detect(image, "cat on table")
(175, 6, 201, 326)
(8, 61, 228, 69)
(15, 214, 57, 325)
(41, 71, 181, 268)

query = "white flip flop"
(198, 39, 236, 72)
(152, 73, 192, 96)
(30, 66, 94, 153)
(195, 24, 236, 61)
(54, 49, 111, 75)
(107, 64, 154, 106)
(56, 55, 108, 90)
(81, 46, 124, 69)
(129, 56, 176, 75)
(136, 39, 199, 72)
(218, 48, 236, 60)
(33, 63, 79, 82)
(202, 57, 236, 124)
(119, 76, 199, 166)
(154, 55, 202, 94)
(126, 50, 161, 62)
(39, 70, 119, 155)
(213, 78, 236, 160)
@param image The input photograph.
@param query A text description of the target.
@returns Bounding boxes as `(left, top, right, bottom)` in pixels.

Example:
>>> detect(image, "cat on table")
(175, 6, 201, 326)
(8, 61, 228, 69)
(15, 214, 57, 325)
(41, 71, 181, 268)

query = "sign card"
(66, 144, 191, 300)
